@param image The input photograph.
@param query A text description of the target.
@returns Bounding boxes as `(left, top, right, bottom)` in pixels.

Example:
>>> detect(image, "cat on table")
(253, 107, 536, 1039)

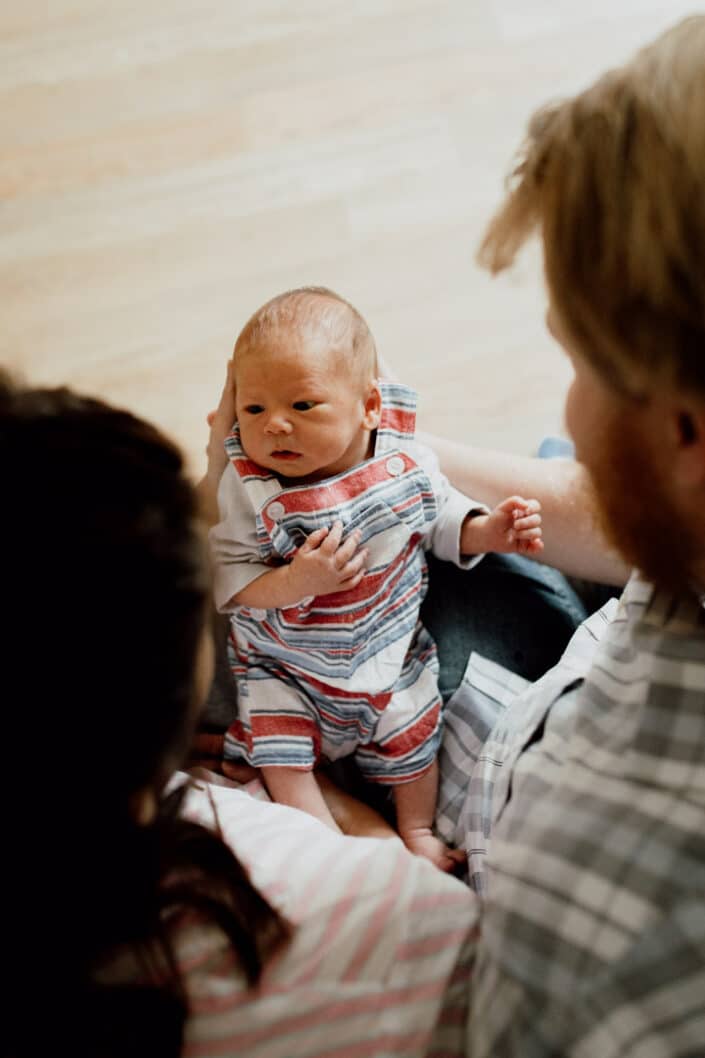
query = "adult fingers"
(222, 760, 259, 783)
(191, 732, 225, 758)
(205, 360, 237, 467)
(213, 360, 236, 424)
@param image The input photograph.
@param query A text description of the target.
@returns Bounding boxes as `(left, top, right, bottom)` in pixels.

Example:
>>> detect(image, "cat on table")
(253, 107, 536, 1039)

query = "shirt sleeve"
(406, 439, 489, 569)
(208, 463, 273, 611)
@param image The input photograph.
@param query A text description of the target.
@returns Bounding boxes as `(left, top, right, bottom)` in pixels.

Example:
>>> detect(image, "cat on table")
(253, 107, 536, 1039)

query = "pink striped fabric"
(172, 775, 477, 1057)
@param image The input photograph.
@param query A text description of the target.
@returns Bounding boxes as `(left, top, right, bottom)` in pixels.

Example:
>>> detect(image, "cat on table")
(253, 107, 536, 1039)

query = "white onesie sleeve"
(209, 463, 273, 612)
(405, 438, 489, 570)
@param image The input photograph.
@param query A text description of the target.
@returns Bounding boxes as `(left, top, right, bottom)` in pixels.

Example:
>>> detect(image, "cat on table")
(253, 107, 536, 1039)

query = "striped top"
(437, 572, 705, 1055)
(165, 777, 478, 1057)
(210, 383, 480, 611)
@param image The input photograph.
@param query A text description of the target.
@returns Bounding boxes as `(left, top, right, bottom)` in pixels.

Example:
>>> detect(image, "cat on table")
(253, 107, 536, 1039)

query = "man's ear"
(670, 401, 705, 489)
(362, 380, 382, 429)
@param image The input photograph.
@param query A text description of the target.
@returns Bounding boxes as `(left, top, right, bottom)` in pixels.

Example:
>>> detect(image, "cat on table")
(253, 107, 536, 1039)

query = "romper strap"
(375, 382, 418, 453)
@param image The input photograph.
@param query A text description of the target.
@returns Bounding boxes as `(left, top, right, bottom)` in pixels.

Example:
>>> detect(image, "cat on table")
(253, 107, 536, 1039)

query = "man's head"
(232, 287, 381, 481)
(480, 16, 705, 592)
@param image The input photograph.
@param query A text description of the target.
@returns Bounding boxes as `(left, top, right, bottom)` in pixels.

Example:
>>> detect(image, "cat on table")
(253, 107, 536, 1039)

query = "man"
(430, 15, 705, 1054)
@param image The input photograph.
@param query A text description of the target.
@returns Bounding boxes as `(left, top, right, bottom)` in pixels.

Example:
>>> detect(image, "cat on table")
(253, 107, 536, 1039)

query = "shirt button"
(386, 455, 405, 477)
(267, 501, 286, 521)
(250, 608, 266, 620)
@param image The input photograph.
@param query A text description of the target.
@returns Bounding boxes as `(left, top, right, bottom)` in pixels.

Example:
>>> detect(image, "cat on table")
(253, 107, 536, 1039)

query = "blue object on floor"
(537, 435, 575, 459)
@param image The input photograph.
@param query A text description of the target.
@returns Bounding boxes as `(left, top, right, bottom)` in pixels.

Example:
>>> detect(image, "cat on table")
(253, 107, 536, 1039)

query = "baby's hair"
(234, 286, 378, 383)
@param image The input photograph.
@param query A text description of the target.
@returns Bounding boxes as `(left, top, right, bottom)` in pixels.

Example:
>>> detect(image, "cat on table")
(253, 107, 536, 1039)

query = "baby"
(210, 287, 542, 869)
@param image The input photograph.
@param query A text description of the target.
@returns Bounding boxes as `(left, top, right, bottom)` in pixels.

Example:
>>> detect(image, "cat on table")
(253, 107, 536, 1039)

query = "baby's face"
(234, 329, 376, 482)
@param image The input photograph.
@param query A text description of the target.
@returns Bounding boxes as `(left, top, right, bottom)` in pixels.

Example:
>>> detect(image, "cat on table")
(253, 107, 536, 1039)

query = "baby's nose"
(264, 411, 293, 434)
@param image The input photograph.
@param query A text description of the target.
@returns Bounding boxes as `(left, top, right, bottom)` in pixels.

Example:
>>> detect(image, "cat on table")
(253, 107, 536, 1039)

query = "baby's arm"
(461, 494, 543, 557)
(230, 520, 368, 609)
(262, 766, 342, 832)
(394, 761, 465, 873)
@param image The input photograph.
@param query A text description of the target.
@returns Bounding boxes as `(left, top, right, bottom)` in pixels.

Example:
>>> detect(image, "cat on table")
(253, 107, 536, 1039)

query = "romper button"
(386, 455, 405, 477)
(250, 608, 266, 620)
(267, 501, 286, 522)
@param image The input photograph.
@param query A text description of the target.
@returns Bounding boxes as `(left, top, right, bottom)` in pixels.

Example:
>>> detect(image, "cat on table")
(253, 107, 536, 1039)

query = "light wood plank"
(0, 0, 688, 473)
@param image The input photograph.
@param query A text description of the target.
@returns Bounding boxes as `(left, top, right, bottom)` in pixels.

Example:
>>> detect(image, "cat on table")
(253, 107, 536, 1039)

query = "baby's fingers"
(514, 498, 541, 519)
(338, 550, 369, 588)
(513, 511, 542, 532)
(514, 526, 543, 544)
(299, 526, 329, 553)
(334, 529, 362, 566)
(497, 494, 531, 514)
(440, 847, 467, 873)
(501, 495, 541, 517)
(338, 570, 366, 591)
(320, 519, 344, 555)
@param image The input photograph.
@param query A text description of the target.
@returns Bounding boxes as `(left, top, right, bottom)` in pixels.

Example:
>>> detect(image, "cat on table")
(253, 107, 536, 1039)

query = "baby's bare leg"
(393, 760, 465, 871)
(262, 766, 342, 833)
(317, 771, 398, 839)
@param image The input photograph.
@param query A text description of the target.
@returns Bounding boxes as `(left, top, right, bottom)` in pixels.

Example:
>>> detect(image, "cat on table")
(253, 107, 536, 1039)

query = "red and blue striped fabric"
(223, 384, 446, 783)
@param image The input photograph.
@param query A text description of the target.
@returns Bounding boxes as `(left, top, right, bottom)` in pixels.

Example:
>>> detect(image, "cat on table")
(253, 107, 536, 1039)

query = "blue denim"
(421, 553, 589, 699)
(421, 435, 619, 700)
(536, 435, 575, 459)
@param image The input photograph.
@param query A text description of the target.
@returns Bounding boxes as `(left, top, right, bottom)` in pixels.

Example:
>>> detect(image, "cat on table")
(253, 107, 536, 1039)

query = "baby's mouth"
(271, 450, 302, 461)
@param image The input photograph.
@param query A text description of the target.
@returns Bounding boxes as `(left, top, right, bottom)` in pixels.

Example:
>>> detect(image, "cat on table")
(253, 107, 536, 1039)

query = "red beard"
(584, 415, 699, 595)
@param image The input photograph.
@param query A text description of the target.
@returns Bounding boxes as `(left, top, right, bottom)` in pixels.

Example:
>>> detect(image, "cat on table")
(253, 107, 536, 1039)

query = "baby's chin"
(261, 453, 325, 483)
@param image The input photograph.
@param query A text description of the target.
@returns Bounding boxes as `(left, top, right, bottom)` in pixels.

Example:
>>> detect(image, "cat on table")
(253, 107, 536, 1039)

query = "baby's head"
(232, 287, 381, 481)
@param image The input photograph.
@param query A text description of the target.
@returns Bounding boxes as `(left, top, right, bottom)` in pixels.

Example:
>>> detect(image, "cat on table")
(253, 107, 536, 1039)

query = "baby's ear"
(363, 380, 382, 429)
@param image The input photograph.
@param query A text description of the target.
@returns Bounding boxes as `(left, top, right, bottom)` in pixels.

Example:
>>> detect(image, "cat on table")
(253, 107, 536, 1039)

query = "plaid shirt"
(438, 572, 705, 1056)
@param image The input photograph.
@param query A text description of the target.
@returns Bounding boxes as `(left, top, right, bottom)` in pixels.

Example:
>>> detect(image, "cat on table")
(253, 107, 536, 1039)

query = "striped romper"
(210, 383, 483, 784)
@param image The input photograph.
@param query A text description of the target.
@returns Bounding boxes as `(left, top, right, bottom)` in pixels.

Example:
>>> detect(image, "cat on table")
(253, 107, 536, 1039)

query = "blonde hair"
(234, 286, 378, 383)
(479, 16, 705, 396)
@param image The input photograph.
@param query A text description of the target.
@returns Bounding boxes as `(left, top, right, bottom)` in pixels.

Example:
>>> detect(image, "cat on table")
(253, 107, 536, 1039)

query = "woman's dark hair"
(2, 376, 286, 1057)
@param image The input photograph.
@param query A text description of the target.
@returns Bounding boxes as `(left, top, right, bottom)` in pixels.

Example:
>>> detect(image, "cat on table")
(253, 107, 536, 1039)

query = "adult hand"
(198, 360, 236, 525)
(188, 731, 258, 783)
(205, 359, 236, 480)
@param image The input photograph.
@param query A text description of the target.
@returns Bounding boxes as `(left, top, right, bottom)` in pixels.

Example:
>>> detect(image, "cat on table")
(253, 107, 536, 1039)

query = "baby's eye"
(244, 404, 264, 414)
(293, 400, 317, 411)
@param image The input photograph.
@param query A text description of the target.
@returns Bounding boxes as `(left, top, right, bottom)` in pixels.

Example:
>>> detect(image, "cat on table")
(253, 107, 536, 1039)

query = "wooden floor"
(1, 0, 693, 474)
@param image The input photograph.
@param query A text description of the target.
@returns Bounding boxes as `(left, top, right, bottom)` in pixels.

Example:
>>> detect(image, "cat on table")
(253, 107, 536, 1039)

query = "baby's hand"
(401, 828, 466, 873)
(462, 496, 543, 556)
(288, 521, 369, 598)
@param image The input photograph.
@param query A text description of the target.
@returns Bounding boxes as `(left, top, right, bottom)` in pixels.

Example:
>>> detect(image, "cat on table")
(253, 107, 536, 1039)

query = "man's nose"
(264, 409, 293, 435)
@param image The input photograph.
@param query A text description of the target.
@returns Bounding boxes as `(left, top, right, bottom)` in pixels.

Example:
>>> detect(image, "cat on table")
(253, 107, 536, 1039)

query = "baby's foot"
(401, 828, 466, 872)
